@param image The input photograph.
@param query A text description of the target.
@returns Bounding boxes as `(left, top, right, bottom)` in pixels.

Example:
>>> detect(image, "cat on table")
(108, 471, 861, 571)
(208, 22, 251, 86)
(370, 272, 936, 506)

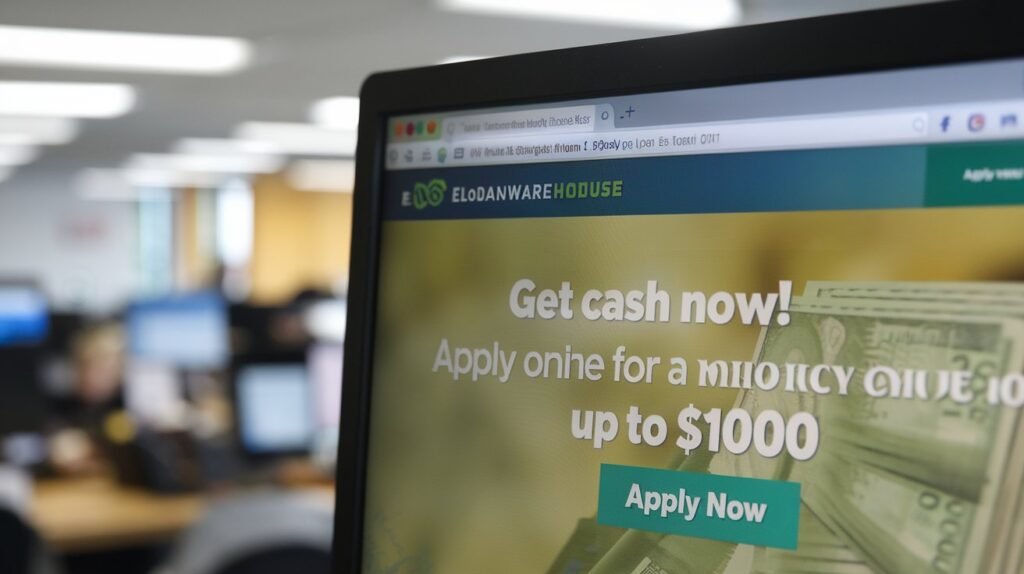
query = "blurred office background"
(0, 0, 941, 573)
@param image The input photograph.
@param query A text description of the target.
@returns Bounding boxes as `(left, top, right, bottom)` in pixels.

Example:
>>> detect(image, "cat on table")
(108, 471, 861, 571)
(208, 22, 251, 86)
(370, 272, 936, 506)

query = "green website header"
(383, 142, 1024, 221)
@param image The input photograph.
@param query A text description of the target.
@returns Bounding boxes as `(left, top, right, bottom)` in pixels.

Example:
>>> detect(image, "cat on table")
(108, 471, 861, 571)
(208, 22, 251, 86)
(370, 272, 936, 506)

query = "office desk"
(31, 477, 204, 553)
(31, 472, 336, 554)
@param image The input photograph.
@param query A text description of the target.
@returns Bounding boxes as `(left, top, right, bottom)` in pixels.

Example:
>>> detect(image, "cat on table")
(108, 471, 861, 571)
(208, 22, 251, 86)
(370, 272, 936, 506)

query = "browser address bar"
(388, 111, 929, 169)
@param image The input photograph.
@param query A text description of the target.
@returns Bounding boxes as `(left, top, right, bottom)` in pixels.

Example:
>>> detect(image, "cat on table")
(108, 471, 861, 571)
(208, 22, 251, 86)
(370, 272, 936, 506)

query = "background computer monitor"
(234, 356, 314, 456)
(126, 292, 229, 370)
(233, 346, 342, 458)
(308, 343, 343, 431)
(308, 343, 343, 468)
(0, 282, 50, 438)
(0, 348, 47, 437)
(0, 282, 48, 347)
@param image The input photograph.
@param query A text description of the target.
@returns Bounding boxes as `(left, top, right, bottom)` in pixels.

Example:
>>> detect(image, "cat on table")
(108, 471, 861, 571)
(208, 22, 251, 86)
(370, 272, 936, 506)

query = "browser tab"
(444, 105, 598, 141)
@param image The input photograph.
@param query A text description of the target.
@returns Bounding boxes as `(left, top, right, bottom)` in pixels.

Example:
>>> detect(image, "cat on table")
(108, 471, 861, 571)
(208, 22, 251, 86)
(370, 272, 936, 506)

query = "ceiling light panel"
(0, 26, 250, 74)
(128, 152, 283, 175)
(287, 159, 355, 192)
(0, 82, 135, 118)
(234, 122, 357, 157)
(311, 97, 360, 131)
(174, 138, 279, 156)
(0, 117, 78, 145)
(440, 0, 741, 30)
(0, 145, 38, 166)
(77, 167, 225, 196)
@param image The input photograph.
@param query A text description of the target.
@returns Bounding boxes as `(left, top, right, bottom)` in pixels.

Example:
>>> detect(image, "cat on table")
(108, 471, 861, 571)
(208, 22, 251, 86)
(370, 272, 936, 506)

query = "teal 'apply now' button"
(597, 464, 800, 549)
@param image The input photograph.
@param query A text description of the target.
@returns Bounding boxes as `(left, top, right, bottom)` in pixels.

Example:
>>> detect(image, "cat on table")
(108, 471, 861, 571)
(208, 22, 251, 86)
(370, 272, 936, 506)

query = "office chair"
(0, 507, 62, 574)
(155, 490, 333, 574)
(216, 545, 330, 574)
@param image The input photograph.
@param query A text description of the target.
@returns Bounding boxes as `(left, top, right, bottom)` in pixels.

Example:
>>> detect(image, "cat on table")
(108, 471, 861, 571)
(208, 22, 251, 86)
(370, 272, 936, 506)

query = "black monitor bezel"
(333, 2, 1024, 570)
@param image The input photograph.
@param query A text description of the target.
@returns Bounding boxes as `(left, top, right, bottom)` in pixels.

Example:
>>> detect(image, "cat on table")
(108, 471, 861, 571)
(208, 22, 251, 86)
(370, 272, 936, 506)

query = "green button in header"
(597, 464, 800, 549)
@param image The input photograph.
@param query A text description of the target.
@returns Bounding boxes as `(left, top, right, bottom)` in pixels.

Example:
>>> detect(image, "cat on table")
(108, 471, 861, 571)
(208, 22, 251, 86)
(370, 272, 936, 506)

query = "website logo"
(412, 179, 447, 209)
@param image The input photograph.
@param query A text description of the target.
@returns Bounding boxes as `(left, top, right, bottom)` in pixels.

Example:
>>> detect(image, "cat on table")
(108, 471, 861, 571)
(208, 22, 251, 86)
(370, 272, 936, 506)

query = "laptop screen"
(363, 58, 1024, 573)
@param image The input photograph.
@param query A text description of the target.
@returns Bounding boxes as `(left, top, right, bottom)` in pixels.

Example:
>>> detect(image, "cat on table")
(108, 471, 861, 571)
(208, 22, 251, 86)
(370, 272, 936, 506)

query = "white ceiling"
(0, 0, 935, 188)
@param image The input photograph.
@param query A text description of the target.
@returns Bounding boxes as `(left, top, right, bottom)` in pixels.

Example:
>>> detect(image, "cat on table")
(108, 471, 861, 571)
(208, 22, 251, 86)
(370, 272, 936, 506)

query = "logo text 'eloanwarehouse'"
(453, 180, 623, 204)
(402, 179, 623, 210)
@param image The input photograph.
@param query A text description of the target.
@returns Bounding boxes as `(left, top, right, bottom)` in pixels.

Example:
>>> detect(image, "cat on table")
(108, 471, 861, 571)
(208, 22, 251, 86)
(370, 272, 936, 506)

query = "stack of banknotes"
(551, 281, 1024, 574)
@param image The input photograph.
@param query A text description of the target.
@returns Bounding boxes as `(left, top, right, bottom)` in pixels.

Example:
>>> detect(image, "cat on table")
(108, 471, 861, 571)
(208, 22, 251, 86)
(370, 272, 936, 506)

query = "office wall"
(249, 175, 352, 303)
(0, 173, 353, 311)
(0, 174, 141, 312)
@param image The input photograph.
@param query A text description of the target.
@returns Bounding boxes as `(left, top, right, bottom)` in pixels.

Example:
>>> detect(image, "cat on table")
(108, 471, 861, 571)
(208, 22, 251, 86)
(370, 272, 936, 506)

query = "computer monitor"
(337, 4, 1024, 573)
(307, 343, 343, 468)
(233, 347, 342, 458)
(126, 292, 229, 370)
(234, 356, 314, 456)
(0, 282, 48, 347)
(309, 343, 343, 430)
(0, 348, 47, 438)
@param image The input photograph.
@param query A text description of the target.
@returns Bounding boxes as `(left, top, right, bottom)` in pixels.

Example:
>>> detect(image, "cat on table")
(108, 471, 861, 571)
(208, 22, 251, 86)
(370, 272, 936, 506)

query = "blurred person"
(47, 322, 125, 476)
(268, 287, 333, 350)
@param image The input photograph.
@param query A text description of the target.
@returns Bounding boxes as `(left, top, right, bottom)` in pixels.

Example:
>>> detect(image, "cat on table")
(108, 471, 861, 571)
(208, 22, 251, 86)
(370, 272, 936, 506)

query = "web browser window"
(365, 58, 1024, 573)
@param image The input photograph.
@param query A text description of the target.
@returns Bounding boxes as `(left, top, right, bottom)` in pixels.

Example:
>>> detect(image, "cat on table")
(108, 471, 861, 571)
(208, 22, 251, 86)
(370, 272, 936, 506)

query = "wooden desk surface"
(31, 477, 205, 553)
(31, 473, 337, 554)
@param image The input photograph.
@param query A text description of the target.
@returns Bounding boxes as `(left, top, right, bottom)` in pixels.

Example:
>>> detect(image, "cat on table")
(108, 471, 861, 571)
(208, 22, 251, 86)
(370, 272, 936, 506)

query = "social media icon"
(1001, 114, 1018, 128)
(940, 116, 951, 132)
(968, 114, 986, 132)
